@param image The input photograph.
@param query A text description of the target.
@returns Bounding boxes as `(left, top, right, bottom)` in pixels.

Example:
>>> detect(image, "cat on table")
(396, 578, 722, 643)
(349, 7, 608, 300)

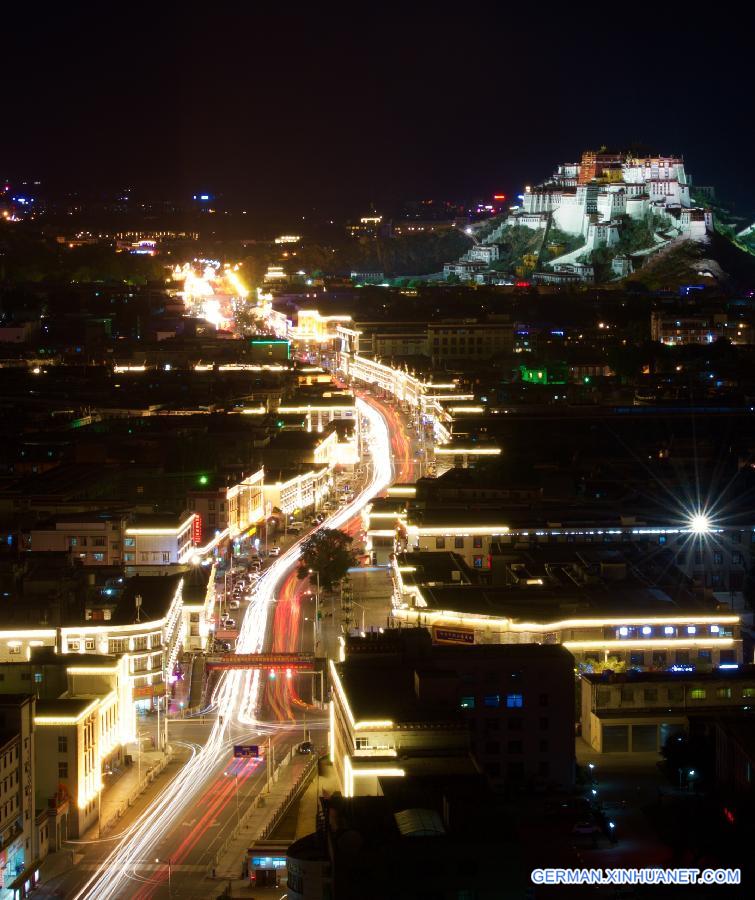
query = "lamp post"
(308, 569, 320, 648)
(224, 771, 240, 828)
(155, 857, 172, 897)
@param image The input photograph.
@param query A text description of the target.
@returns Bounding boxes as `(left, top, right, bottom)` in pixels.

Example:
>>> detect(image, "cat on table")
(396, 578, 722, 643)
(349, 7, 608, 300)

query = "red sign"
(433, 626, 474, 645)
(206, 652, 315, 671)
(192, 513, 203, 545)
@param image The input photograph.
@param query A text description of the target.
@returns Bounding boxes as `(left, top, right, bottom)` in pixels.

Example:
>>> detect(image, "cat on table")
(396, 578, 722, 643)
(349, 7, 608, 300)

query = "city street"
(62, 394, 399, 898)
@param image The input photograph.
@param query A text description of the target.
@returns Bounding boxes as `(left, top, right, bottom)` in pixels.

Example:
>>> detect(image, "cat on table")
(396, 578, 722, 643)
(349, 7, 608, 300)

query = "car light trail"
(73, 397, 392, 899)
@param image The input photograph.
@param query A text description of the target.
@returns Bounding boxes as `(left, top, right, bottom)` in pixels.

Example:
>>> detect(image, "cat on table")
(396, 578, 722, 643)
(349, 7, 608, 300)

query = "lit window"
(506, 693, 524, 708)
(642, 626, 652, 636)
(689, 689, 706, 700)
(483, 695, 500, 708)
(459, 696, 475, 710)
(618, 627, 629, 637)
(687, 626, 697, 635)
(664, 626, 675, 635)
(716, 687, 732, 699)
(710, 625, 720, 634)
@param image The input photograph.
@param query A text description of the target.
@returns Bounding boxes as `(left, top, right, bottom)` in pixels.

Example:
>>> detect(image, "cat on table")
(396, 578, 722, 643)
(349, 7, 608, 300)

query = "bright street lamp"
(689, 512, 712, 534)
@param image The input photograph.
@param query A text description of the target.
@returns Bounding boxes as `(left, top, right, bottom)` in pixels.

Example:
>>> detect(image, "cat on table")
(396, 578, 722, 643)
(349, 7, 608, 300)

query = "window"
(698, 649, 712, 663)
(473, 536, 483, 549)
(58, 762, 68, 779)
(507, 740, 523, 755)
(539, 693, 549, 707)
(93, 537, 106, 547)
(716, 687, 732, 699)
(459, 696, 475, 710)
(538, 761, 550, 777)
(484, 718, 499, 731)
(125, 553, 135, 562)
(67, 641, 80, 652)
(92, 552, 105, 562)
(124, 537, 135, 548)
(473, 555, 484, 569)
(58, 736, 67, 753)
(713, 551, 723, 565)
(483, 695, 500, 708)
(162, 552, 171, 563)
(689, 689, 706, 700)
(539, 717, 549, 730)
(742, 687, 755, 698)
(630, 651, 645, 667)
(355, 737, 369, 750)
(676, 650, 690, 665)
(643, 688, 658, 703)
(70, 537, 78, 547)
(454, 536, 464, 549)
(596, 688, 611, 706)
(507, 717, 523, 731)
(34, 672, 43, 684)
(733, 552, 743, 565)
(652, 652, 667, 668)
(506, 693, 523, 708)
(485, 741, 500, 755)
(620, 687, 634, 702)
(539, 739, 549, 753)
(435, 537, 446, 550)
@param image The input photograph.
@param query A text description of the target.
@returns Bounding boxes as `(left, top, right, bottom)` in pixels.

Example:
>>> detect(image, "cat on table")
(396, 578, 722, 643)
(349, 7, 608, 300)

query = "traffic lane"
(132, 732, 299, 899)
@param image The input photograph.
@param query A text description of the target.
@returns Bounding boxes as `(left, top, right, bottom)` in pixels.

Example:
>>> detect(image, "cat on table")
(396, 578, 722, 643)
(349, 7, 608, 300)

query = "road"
(67, 397, 395, 898)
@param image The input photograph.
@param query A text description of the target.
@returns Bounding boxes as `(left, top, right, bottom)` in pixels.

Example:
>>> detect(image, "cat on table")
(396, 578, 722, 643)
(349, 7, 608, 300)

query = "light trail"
(73, 398, 393, 899)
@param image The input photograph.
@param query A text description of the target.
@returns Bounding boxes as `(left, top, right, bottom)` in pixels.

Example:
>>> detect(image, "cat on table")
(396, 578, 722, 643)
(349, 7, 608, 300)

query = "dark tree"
(297, 528, 358, 590)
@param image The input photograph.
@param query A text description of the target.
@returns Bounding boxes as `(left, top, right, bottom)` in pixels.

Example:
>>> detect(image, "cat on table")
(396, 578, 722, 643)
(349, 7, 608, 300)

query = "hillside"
(624, 232, 755, 292)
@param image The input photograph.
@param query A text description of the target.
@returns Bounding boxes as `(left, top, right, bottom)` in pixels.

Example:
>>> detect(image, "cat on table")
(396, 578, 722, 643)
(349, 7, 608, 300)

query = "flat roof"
(582, 665, 755, 686)
(112, 573, 183, 625)
(35, 698, 95, 717)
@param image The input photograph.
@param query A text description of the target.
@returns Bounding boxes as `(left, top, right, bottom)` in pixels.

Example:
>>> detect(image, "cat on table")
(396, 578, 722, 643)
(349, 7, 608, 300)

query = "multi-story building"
(580, 666, 755, 755)
(27, 512, 128, 566)
(390, 548, 742, 672)
(650, 310, 753, 346)
(0, 695, 35, 895)
(329, 629, 575, 793)
(1, 651, 133, 843)
(262, 467, 332, 517)
(0, 573, 184, 715)
(186, 466, 264, 546)
(123, 512, 196, 569)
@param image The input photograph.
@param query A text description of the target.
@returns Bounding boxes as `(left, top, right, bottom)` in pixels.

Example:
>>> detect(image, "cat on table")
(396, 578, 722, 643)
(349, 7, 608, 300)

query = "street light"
(155, 857, 172, 896)
(224, 770, 240, 828)
(308, 569, 320, 647)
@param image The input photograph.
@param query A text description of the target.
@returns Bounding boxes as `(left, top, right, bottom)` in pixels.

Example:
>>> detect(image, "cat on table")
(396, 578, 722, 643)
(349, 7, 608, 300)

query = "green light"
(269, 670, 276, 679)
(198, 474, 209, 485)
(276, 420, 284, 428)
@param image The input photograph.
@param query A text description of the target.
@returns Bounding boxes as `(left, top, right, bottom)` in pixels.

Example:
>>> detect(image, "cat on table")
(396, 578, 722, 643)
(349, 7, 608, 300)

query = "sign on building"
(433, 626, 474, 645)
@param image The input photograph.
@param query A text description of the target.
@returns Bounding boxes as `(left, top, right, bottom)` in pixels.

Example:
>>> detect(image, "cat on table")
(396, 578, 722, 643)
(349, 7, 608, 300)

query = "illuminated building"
(123, 513, 196, 567)
(262, 467, 332, 517)
(391, 548, 743, 671)
(581, 665, 755, 755)
(0, 574, 184, 714)
(329, 629, 574, 795)
(186, 467, 264, 545)
(0, 695, 35, 892)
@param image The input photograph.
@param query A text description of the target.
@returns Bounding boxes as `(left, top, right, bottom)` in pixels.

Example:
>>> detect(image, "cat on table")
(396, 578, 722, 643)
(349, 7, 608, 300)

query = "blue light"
(199, 194, 210, 201)
(719, 663, 739, 670)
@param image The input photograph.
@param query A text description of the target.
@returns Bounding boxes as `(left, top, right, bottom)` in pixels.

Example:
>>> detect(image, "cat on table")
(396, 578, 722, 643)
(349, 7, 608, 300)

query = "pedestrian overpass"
(205, 652, 315, 671)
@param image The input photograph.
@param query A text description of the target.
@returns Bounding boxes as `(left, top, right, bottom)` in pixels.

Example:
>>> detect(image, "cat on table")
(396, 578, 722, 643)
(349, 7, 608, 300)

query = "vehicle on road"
(229, 599, 241, 609)
(221, 618, 236, 628)
(297, 741, 315, 754)
(269, 546, 281, 556)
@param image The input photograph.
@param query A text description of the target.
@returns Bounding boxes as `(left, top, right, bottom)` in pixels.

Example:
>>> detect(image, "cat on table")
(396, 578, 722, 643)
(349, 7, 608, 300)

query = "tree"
(297, 528, 358, 590)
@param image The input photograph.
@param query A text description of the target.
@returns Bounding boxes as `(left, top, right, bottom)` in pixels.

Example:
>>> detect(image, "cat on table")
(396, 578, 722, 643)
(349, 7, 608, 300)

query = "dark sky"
(5, 7, 755, 221)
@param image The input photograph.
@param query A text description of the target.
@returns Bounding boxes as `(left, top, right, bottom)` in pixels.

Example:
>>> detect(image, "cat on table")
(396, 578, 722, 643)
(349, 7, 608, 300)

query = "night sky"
(6, 8, 755, 224)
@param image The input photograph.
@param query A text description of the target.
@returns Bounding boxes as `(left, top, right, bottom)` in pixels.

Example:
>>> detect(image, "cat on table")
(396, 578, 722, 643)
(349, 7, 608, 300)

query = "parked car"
(221, 618, 236, 629)
(297, 741, 315, 754)
(229, 599, 241, 609)
(269, 546, 281, 557)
